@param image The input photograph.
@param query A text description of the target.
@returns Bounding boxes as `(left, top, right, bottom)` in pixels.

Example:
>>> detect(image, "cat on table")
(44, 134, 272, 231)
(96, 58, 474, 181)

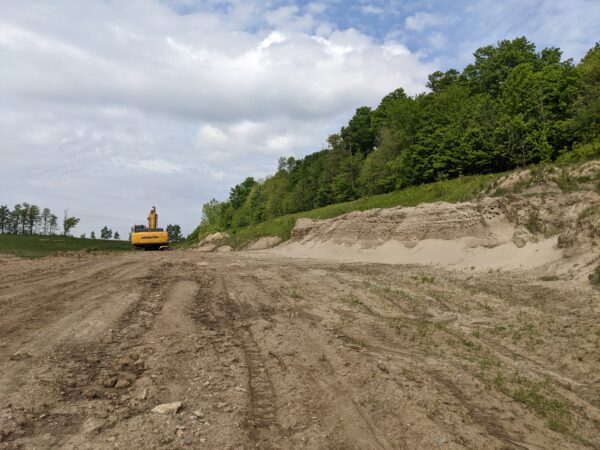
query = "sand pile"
(272, 169, 600, 278)
(195, 232, 230, 252)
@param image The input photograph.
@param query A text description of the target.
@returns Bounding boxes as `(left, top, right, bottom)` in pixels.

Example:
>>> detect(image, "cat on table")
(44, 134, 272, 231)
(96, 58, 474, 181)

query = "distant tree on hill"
(0, 205, 9, 233)
(18, 203, 29, 234)
(90, 231, 96, 239)
(63, 212, 80, 236)
(41, 208, 52, 235)
(100, 226, 113, 240)
(80, 233, 86, 239)
(49, 214, 58, 235)
(27, 205, 40, 235)
(166, 224, 183, 242)
(114, 231, 120, 240)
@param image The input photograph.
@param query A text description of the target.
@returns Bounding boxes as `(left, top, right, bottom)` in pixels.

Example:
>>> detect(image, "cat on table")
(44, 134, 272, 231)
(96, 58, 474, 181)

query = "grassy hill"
(0, 234, 131, 259)
(207, 171, 505, 249)
(191, 140, 600, 250)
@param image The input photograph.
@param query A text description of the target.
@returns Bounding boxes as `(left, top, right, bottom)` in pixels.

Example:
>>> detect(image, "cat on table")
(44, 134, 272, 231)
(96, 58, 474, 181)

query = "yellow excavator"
(130, 206, 169, 250)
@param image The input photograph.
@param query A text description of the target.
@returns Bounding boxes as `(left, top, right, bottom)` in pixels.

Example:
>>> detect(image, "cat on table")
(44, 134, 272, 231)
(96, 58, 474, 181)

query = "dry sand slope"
(1, 249, 599, 449)
(271, 166, 600, 282)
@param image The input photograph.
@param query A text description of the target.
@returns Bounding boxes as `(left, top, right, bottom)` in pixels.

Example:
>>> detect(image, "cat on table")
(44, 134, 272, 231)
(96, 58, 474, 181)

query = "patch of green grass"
(290, 289, 302, 299)
(512, 387, 571, 433)
(479, 355, 497, 370)
(461, 338, 475, 349)
(348, 336, 368, 348)
(419, 274, 436, 283)
(555, 169, 580, 193)
(494, 372, 505, 389)
(0, 234, 131, 259)
(490, 324, 507, 335)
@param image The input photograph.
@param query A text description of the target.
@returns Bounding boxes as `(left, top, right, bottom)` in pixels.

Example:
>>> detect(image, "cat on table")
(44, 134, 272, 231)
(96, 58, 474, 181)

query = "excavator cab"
(130, 206, 170, 250)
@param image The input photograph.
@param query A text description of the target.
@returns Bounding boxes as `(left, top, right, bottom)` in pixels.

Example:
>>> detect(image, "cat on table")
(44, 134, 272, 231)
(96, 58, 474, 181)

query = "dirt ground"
(1, 250, 599, 449)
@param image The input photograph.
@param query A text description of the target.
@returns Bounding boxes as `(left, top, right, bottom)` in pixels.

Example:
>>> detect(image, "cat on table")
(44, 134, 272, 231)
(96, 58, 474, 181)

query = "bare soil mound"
(274, 164, 600, 279)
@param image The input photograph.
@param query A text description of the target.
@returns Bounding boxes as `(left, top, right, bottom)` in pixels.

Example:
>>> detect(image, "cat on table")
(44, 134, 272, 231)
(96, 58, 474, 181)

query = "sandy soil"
(1, 250, 599, 449)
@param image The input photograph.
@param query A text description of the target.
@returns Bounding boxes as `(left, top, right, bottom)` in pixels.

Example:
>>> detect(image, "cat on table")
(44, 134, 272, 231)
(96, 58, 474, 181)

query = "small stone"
(115, 380, 131, 389)
(82, 388, 99, 399)
(203, 381, 210, 387)
(39, 413, 47, 419)
(151, 401, 182, 414)
(376, 361, 389, 374)
(103, 377, 117, 388)
(184, 436, 193, 445)
(138, 389, 148, 400)
(200, 438, 206, 443)
(107, 436, 116, 442)
(192, 410, 204, 418)
(10, 351, 32, 361)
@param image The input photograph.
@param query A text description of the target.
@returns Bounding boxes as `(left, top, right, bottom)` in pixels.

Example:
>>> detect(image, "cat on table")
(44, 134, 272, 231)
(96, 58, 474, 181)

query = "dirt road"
(1, 250, 599, 449)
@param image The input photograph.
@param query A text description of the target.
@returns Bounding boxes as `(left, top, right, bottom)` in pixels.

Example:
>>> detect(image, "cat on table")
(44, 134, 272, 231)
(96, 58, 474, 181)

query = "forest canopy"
(194, 37, 600, 238)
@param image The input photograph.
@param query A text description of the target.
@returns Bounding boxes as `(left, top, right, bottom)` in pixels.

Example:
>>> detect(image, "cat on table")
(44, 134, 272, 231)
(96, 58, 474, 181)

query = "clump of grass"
(578, 204, 600, 220)
(525, 208, 543, 234)
(419, 274, 435, 284)
(290, 289, 302, 299)
(461, 338, 475, 349)
(589, 264, 600, 287)
(388, 317, 405, 335)
(494, 372, 505, 389)
(512, 387, 571, 433)
(349, 336, 368, 348)
(347, 294, 363, 306)
(539, 275, 559, 281)
(490, 324, 507, 335)
(555, 169, 579, 192)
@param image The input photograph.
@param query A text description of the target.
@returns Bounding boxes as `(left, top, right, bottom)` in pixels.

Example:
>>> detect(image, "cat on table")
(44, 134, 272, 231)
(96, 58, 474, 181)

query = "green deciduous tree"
(100, 226, 112, 239)
(194, 37, 600, 238)
(0, 205, 9, 233)
(166, 224, 183, 242)
(63, 215, 80, 236)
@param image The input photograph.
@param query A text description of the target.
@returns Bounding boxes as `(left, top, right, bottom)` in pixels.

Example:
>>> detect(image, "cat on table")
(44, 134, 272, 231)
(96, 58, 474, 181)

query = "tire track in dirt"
(191, 271, 279, 446)
(217, 276, 279, 444)
(0, 258, 140, 344)
(0, 259, 173, 447)
(225, 268, 396, 449)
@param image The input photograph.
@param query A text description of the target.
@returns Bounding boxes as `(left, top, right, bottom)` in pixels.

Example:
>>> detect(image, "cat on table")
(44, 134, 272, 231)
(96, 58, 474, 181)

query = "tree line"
(0, 203, 80, 236)
(206, 38, 598, 237)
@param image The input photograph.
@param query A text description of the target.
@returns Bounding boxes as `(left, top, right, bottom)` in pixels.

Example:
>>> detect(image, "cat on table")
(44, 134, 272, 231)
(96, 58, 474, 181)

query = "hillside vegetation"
(0, 234, 131, 259)
(191, 37, 600, 244)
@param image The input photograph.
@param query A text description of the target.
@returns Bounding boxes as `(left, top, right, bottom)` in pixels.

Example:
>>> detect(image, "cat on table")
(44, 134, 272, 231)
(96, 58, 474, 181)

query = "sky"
(1, 0, 599, 237)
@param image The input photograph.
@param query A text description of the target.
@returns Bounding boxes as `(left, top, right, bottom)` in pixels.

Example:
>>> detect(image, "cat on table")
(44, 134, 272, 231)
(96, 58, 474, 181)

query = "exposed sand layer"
(272, 182, 600, 279)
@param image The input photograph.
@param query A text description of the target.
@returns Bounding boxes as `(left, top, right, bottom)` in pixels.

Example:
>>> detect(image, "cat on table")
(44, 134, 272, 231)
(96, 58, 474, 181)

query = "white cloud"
(361, 5, 385, 15)
(405, 11, 447, 32)
(428, 32, 446, 50)
(0, 0, 433, 236)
